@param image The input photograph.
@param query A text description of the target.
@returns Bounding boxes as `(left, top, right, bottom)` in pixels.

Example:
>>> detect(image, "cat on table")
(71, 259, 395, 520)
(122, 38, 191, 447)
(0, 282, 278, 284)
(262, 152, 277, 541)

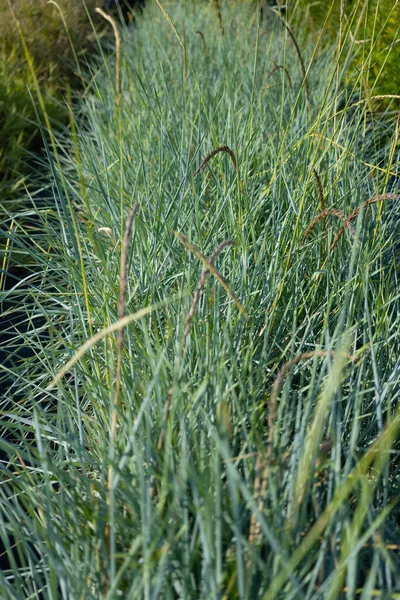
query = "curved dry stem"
(174, 231, 247, 317)
(268, 64, 293, 90)
(301, 209, 355, 246)
(183, 240, 234, 342)
(154, 0, 184, 49)
(182, 25, 187, 80)
(249, 349, 359, 546)
(312, 168, 325, 214)
(108, 204, 139, 562)
(112, 203, 140, 442)
(47, 304, 158, 390)
(328, 194, 400, 256)
(229, 17, 241, 40)
(279, 16, 310, 111)
(194, 145, 237, 176)
(196, 30, 207, 56)
(212, 0, 224, 36)
(95, 8, 121, 105)
(157, 386, 173, 451)
(348, 193, 400, 222)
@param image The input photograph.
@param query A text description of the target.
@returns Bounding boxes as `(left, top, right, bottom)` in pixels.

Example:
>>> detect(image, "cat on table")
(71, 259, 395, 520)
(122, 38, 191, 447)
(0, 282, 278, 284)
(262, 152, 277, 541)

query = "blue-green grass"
(1, 1, 400, 598)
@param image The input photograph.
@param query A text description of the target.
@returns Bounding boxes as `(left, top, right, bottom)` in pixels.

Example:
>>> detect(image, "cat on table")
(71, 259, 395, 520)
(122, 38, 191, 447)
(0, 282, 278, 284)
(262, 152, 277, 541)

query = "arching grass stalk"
(174, 231, 247, 317)
(154, 0, 187, 73)
(196, 30, 207, 57)
(277, 14, 311, 112)
(182, 25, 187, 80)
(312, 168, 325, 214)
(46, 295, 185, 390)
(317, 194, 400, 271)
(107, 203, 139, 584)
(249, 348, 360, 546)
(183, 240, 234, 342)
(111, 203, 139, 446)
(211, 0, 224, 36)
(313, 167, 327, 256)
(194, 145, 237, 175)
(268, 64, 294, 90)
(95, 8, 121, 106)
(301, 208, 356, 246)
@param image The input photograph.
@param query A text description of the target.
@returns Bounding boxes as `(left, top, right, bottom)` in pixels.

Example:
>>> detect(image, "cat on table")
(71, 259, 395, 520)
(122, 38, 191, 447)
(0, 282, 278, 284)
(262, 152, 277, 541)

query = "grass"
(0, 0, 106, 257)
(1, 0, 400, 598)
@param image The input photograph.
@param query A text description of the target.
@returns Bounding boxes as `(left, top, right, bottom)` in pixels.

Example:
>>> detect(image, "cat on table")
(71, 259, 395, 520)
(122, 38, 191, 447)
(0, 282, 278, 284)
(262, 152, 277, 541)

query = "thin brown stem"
(194, 145, 237, 176)
(313, 168, 326, 257)
(108, 203, 139, 470)
(279, 16, 310, 112)
(268, 64, 293, 90)
(301, 209, 355, 246)
(328, 194, 399, 256)
(106, 202, 139, 578)
(157, 386, 173, 451)
(183, 240, 234, 342)
(249, 349, 359, 545)
(182, 25, 187, 80)
(111, 203, 140, 442)
(196, 30, 207, 57)
(174, 231, 247, 317)
(313, 168, 325, 214)
(95, 9, 121, 106)
(212, 0, 224, 36)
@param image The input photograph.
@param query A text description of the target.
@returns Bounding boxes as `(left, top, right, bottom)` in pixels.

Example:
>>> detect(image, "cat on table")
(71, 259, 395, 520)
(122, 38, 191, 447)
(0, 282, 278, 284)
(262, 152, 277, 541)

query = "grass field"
(1, 1, 400, 598)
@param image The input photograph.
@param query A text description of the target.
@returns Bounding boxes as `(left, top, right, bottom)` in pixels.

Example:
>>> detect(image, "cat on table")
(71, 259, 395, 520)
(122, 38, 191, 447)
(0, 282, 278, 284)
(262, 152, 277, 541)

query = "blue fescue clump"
(1, 1, 399, 597)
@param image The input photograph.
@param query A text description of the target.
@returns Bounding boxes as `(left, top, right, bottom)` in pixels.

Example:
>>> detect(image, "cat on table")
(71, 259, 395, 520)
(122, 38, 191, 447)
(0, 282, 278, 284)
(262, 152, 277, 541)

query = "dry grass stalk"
(347, 95, 400, 108)
(268, 64, 293, 90)
(279, 16, 310, 112)
(194, 145, 237, 176)
(301, 208, 355, 246)
(110, 204, 139, 429)
(183, 240, 234, 342)
(111, 202, 140, 443)
(328, 193, 400, 256)
(106, 202, 139, 569)
(312, 168, 325, 214)
(340, 0, 345, 24)
(174, 231, 248, 317)
(196, 30, 207, 57)
(347, 193, 399, 222)
(212, 0, 224, 36)
(95, 8, 121, 106)
(249, 350, 332, 545)
(154, 0, 185, 49)
(249, 349, 358, 546)
(157, 236, 242, 452)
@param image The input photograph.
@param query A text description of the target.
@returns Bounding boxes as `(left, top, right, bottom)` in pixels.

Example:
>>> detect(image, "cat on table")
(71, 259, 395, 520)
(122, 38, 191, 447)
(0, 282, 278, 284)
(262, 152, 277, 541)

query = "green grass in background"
(0, 0, 400, 598)
(0, 0, 104, 208)
(290, 0, 400, 108)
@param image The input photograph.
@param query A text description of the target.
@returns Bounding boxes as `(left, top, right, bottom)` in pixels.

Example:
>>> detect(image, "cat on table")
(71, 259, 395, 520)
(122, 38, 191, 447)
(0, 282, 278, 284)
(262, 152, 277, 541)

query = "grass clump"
(1, 1, 400, 598)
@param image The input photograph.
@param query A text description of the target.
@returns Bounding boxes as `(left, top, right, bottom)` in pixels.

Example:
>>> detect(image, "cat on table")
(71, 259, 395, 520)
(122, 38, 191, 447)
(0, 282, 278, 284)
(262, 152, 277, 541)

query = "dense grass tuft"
(1, 1, 400, 598)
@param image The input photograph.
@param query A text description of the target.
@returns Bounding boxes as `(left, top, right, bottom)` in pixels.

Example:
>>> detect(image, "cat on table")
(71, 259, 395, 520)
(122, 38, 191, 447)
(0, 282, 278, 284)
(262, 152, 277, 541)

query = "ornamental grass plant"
(1, 1, 400, 598)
